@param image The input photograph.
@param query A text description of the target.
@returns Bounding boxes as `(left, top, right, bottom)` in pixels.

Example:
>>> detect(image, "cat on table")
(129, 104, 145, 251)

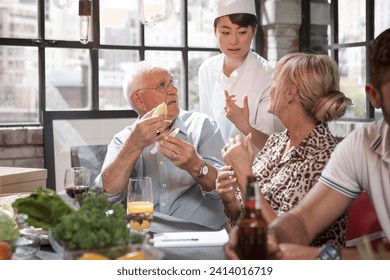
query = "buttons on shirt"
(162, 184, 166, 188)
(159, 161, 164, 165)
(161, 202, 166, 207)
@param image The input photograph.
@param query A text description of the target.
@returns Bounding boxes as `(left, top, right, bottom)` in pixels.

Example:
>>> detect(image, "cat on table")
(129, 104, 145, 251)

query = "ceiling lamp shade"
(138, 0, 175, 27)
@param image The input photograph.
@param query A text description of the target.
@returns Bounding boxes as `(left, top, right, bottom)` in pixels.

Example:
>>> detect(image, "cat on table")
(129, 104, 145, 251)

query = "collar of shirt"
(225, 51, 254, 78)
(281, 123, 334, 161)
(171, 111, 189, 136)
(370, 119, 390, 163)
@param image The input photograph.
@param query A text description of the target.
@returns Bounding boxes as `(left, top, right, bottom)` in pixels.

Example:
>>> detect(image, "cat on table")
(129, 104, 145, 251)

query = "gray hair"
(123, 60, 168, 114)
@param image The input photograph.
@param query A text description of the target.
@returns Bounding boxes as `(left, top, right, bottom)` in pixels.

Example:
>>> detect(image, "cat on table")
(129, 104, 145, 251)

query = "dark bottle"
(236, 176, 268, 259)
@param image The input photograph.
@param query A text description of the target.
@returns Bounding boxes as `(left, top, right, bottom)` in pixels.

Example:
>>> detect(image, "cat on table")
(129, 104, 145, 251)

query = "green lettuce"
(12, 187, 74, 231)
(0, 212, 20, 241)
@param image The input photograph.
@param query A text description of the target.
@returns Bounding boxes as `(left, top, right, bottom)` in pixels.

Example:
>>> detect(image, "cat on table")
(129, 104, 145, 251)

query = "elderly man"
(225, 28, 390, 259)
(94, 61, 226, 230)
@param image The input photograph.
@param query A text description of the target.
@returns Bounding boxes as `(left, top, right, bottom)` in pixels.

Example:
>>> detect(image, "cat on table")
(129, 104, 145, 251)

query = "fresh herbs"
(51, 194, 130, 250)
(12, 188, 135, 251)
(12, 188, 74, 231)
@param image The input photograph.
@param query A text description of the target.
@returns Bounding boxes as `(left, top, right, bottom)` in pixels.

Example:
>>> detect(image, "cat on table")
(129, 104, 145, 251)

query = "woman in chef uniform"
(198, 0, 284, 149)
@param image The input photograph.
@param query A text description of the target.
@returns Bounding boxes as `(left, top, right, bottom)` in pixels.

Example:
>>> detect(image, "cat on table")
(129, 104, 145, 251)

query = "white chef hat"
(213, 0, 257, 19)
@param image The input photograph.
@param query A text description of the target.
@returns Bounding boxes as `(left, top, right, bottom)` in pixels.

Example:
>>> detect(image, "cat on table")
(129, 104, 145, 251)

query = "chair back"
(346, 192, 385, 247)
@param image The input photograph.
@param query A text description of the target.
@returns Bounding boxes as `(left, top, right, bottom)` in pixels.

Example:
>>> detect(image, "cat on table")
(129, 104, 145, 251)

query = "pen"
(160, 238, 199, 242)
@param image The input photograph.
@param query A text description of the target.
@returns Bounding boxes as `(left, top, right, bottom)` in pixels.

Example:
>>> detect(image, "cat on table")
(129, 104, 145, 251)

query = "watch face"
(202, 165, 208, 175)
(319, 245, 340, 260)
(198, 161, 208, 177)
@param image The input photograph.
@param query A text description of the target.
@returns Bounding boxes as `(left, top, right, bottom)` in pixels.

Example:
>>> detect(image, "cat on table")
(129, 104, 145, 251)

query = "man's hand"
(225, 227, 289, 260)
(131, 109, 171, 150)
(158, 135, 200, 174)
(224, 226, 240, 260)
(278, 244, 318, 260)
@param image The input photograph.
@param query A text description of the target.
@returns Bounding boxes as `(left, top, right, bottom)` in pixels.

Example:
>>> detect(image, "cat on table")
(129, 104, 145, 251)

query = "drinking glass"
(64, 167, 91, 210)
(127, 177, 154, 233)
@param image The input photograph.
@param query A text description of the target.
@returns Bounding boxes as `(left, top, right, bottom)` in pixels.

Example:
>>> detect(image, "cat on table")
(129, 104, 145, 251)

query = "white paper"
(150, 128, 180, 154)
(150, 142, 160, 154)
(153, 229, 229, 248)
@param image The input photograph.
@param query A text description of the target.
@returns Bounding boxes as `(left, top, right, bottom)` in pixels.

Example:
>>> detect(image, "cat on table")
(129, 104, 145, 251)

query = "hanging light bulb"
(53, 0, 73, 10)
(79, 0, 92, 44)
(138, 0, 175, 27)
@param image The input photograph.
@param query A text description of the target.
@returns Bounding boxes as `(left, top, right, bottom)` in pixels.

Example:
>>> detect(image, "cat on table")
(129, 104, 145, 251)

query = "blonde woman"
(217, 53, 352, 247)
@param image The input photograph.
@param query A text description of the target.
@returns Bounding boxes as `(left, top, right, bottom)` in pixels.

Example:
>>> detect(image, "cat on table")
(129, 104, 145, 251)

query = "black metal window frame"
(0, 0, 267, 127)
(301, 0, 376, 122)
(1, 1, 381, 126)
(0, 0, 264, 126)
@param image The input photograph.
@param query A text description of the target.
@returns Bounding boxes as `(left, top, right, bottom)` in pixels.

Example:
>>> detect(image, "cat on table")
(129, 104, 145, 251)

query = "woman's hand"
(222, 134, 255, 167)
(221, 134, 255, 189)
(216, 166, 238, 204)
(224, 91, 251, 135)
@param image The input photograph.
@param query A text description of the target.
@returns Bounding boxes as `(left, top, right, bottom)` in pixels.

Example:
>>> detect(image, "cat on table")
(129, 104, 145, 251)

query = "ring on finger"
(156, 130, 161, 136)
(173, 153, 177, 159)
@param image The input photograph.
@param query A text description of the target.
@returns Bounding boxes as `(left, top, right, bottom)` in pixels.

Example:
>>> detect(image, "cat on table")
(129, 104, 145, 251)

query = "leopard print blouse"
(253, 123, 347, 247)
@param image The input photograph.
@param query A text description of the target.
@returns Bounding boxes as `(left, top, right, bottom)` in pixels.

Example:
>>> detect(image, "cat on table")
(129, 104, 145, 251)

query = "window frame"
(0, 0, 270, 127)
(43, 110, 138, 191)
(0, 0, 381, 126)
(301, 0, 377, 122)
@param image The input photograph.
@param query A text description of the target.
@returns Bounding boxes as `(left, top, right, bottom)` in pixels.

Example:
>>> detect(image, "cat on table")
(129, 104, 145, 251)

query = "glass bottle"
(236, 176, 268, 259)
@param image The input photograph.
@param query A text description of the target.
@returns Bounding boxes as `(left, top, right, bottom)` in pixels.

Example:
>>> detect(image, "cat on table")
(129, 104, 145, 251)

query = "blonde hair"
(274, 53, 352, 122)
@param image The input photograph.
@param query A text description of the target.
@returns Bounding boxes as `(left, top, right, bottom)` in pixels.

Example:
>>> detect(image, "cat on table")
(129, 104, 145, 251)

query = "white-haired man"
(95, 61, 226, 230)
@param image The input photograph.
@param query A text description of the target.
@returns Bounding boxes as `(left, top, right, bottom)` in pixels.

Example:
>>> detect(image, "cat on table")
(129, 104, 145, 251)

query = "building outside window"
(306, 0, 389, 121)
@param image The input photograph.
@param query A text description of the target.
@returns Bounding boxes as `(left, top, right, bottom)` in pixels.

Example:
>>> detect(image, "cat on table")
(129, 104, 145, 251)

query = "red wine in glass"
(64, 167, 91, 210)
(65, 185, 90, 207)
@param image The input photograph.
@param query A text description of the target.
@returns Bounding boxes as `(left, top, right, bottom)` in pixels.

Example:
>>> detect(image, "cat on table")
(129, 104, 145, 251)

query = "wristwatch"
(197, 160, 209, 178)
(317, 244, 341, 260)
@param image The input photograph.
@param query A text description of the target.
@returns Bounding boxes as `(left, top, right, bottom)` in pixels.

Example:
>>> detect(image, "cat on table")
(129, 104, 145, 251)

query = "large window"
(303, 0, 390, 121)
(0, 0, 223, 126)
(2, 0, 388, 126)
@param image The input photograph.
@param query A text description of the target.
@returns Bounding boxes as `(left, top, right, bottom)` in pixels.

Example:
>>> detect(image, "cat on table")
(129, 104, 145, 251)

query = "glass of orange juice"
(127, 177, 154, 233)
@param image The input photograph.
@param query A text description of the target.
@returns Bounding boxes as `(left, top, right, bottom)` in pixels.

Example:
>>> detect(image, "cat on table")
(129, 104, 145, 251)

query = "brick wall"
(0, 127, 44, 168)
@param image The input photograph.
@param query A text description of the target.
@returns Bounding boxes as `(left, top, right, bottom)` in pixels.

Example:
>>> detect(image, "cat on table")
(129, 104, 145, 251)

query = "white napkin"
(150, 128, 180, 154)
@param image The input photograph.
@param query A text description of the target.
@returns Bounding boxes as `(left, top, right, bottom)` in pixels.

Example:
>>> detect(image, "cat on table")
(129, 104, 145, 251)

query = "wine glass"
(64, 167, 91, 210)
(127, 177, 154, 234)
